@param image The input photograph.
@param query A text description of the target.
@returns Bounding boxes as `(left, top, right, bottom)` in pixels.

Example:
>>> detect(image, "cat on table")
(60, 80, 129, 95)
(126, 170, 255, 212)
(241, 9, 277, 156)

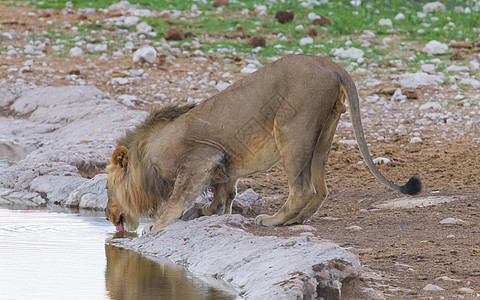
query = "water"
(0, 208, 237, 300)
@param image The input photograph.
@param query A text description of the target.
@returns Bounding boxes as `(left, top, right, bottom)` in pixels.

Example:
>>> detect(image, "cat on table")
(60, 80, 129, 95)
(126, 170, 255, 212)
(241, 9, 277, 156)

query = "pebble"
(423, 284, 444, 291)
(299, 37, 313, 46)
(458, 287, 475, 294)
(423, 2, 446, 13)
(394, 13, 406, 20)
(69, 47, 83, 57)
(419, 102, 442, 110)
(470, 60, 480, 70)
(421, 64, 436, 73)
(331, 47, 364, 60)
(132, 46, 157, 64)
(346, 225, 363, 231)
(136, 22, 152, 33)
(373, 157, 391, 164)
(124, 16, 140, 26)
(378, 18, 392, 27)
(240, 67, 257, 74)
(215, 81, 231, 91)
(439, 217, 465, 225)
(458, 78, 480, 89)
(423, 40, 449, 55)
(410, 137, 422, 143)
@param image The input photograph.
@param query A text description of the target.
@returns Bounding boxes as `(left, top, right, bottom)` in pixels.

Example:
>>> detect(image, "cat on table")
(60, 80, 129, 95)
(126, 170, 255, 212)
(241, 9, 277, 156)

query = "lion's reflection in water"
(104, 243, 236, 300)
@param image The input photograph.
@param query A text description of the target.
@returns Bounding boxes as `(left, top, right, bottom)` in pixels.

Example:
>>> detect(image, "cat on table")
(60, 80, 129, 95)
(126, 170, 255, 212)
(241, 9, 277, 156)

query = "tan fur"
(105, 54, 418, 234)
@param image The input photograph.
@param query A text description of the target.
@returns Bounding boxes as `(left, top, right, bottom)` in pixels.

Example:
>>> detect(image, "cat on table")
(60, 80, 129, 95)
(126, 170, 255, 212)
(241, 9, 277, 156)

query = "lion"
(105, 54, 421, 234)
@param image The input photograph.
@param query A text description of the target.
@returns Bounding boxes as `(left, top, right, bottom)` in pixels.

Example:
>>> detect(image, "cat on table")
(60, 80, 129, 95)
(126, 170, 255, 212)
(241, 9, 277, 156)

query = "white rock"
(419, 102, 442, 110)
(423, 2, 446, 13)
(423, 284, 444, 291)
(373, 157, 391, 164)
(131, 8, 153, 17)
(299, 37, 314, 46)
(423, 40, 448, 55)
(114, 214, 361, 299)
(394, 13, 406, 20)
(458, 287, 475, 294)
(410, 137, 422, 143)
(69, 46, 83, 57)
(332, 47, 364, 60)
(118, 94, 137, 106)
(124, 41, 135, 51)
(378, 18, 392, 27)
(85, 8, 96, 15)
(307, 12, 319, 21)
(133, 46, 157, 64)
(454, 94, 464, 100)
(30, 175, 87, 205)
(109, 1, 134, 11)
(350, 0, 361, 7)
(86, 43, 107, 53)
(110, 77, 130, 85)
(123, 16, 140, 26)
(445, 65, 469, 72)
(377, 196, 462, 209)
(446, 234, 455, 239)
(136, 22, 152, 33)
(470, 60, 480, 70)
(295, 25, 304, 31)
(66, 174, 108, 210)
(0, 85, 144, 204)
(338, 140, 357, 145)
(346, 225, 363, 231)
(240, 67, 257, 74)
(391, 88, 407, 101)
(458, 78, 480, 89)
(421, 64, 436, 73)
(215, 81, 231, 92)
(397, 72, 443, 88)
(439, 217, 465, 225)
(289, 225, 316, 232)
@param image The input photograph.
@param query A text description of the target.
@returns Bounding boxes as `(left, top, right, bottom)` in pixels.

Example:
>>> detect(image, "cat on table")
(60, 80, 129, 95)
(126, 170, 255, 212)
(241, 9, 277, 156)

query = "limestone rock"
(133, 46, 157, 64)
(423, 2, 446, 13)
(396, 72, 443, 88)
(66, 174, 108, 210)
(114, 214, 361, 299)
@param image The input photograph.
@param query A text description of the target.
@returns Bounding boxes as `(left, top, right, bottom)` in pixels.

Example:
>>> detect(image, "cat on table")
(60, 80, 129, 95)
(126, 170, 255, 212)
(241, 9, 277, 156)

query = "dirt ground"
(1, 4, 479, 299)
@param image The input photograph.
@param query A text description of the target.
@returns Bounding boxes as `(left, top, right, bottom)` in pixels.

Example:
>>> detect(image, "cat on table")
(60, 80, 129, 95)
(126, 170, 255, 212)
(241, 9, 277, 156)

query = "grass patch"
(17, 0, 480, 60)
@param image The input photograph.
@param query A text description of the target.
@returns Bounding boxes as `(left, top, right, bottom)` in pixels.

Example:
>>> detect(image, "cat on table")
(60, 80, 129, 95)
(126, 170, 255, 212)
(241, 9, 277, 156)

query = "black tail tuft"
(400, 176, 422, 195)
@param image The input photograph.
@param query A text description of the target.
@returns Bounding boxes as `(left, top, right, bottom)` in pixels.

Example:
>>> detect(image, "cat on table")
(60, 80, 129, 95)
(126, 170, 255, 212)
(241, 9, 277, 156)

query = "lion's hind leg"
(255, 118, 321, 227)
(202, 180, 237, 216)
(283, 112, 341, 225)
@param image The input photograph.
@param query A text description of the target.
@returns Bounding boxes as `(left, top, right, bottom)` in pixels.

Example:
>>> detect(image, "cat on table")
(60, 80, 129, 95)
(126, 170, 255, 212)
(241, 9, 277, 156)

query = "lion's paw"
(255, 214, 277, 227)
(201, 203, 214, 216)
(142, 222, 156, 235)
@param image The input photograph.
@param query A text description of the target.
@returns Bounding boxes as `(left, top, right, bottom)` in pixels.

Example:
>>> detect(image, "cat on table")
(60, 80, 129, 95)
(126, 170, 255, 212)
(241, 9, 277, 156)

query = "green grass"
(11, 0, 480, 61)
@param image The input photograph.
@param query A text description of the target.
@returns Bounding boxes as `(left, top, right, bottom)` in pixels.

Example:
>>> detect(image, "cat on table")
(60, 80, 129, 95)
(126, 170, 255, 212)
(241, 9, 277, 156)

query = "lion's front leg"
(202, 180, 237, 216)
(142, 148, 226, 235)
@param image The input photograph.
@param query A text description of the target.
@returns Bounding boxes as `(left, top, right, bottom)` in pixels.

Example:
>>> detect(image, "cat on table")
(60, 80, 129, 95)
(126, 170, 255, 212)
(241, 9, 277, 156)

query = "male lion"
(106, 54, 421, 234)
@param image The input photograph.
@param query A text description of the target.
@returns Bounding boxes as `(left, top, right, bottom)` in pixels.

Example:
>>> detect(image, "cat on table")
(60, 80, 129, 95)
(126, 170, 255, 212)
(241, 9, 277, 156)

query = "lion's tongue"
(115, 223, 125, 232)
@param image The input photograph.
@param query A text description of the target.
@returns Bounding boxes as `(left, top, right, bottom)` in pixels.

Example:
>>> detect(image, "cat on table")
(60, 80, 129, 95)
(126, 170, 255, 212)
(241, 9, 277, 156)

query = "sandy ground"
(1, 4, 479, 299)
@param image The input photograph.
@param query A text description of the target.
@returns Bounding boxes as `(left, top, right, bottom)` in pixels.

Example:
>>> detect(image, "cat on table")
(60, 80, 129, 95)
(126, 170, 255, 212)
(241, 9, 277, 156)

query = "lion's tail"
(339, 75, 422, 195)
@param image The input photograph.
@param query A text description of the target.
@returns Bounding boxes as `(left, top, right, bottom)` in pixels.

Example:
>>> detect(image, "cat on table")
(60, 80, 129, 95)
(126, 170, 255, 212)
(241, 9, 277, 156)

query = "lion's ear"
(111, 146, 128, 168)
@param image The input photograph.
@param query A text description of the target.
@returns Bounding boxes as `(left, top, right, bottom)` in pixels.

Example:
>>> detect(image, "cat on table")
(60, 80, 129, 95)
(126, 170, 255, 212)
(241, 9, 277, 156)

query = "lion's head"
(105, 146, 140, 232)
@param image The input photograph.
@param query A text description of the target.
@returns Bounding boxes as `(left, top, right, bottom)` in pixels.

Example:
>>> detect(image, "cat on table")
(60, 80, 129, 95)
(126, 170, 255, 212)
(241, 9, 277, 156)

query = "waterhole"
(0, 208, 237, 299)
